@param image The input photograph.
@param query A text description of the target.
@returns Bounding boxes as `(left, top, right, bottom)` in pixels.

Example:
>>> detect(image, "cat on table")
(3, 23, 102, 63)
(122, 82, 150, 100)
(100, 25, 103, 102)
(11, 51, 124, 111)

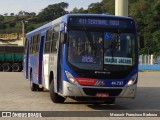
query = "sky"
(0, 0, 102, 15)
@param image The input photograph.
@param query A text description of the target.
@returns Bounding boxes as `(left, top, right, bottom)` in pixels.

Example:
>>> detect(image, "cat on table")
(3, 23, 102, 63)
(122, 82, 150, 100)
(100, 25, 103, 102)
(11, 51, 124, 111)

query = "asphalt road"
(0, 72, 160, 119)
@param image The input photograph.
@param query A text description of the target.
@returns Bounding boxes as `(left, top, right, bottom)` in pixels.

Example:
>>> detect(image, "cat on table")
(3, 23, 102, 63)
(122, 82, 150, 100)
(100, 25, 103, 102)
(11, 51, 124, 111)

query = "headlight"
(127, 79, 134, 86)
(126, 74, 138, 86)
(65, 71, 75, 84)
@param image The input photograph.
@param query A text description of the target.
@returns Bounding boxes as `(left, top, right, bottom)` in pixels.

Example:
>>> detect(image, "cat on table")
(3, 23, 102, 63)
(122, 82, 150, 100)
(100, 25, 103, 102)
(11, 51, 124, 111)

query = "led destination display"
(69, 17, 134, 29)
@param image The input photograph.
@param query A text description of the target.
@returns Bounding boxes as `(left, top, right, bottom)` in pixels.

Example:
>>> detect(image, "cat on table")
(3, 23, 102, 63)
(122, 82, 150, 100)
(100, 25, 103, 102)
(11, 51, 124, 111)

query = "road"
(0, 72, 160, 119)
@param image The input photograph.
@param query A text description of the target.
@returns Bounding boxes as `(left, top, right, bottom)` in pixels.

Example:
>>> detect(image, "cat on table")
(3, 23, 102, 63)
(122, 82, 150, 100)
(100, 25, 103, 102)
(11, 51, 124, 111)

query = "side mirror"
(139, 36, 144, 48)
(60, 32, 67, 44)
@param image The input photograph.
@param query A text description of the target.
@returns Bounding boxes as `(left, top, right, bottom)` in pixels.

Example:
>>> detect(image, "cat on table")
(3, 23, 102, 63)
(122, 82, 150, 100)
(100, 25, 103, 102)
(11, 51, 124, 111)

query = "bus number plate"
(96, 93, 109, 98)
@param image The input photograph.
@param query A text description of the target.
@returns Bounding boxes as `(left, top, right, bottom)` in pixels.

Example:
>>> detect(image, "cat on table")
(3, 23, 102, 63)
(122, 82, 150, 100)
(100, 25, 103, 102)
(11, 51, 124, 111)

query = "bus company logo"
(95, 71, 111, 74)
(2, 112, 11, 117)
(94, 80, 105, 86)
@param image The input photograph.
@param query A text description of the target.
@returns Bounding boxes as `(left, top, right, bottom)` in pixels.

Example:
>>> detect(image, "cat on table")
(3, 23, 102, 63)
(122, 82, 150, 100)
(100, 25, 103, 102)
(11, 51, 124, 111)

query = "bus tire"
(104, 98, 115, 104)
(30, 72, 38, 91)
(2, 63, 11, 72)
(49, 80, 65, 103)
(12, 63, 21, 72)
(20, 65, 23, 72)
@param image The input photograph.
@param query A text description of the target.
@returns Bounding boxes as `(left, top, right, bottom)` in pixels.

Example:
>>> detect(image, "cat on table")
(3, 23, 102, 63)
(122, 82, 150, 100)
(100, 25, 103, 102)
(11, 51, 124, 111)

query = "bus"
(24, 14, 138, 104)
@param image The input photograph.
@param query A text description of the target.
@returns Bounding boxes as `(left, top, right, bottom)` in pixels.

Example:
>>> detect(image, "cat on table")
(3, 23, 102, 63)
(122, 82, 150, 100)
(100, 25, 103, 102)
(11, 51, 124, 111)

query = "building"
(0, 33, 23, 46)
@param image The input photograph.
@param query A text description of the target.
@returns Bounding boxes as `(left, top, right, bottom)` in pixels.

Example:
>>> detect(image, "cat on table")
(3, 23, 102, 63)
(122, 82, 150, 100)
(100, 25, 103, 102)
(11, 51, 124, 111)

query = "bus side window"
(52, 25, 60, 53)
(32, 35, 35, 54)
(45, 29, 52, 53)
(30, 37, 33, 54)
(25, 38, 28, 54)
(51, 33, 54, 53)
(37, 34, 40, 54)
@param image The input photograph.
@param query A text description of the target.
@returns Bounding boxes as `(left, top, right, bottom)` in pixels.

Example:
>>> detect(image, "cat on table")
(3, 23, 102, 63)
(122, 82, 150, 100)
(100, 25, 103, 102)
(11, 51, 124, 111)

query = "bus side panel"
(42, 54, 50, 89)
(53, 53, 58, 92)
(30, 55, 39, 85)
(42, 53, 57, 90)
(53, 28, 61, 93)
(23, 55, 27, 78)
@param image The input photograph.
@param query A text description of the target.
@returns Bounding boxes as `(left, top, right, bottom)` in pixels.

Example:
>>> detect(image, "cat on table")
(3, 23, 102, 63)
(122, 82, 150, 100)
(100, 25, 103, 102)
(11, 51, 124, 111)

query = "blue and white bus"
(24, 14, 138, 104)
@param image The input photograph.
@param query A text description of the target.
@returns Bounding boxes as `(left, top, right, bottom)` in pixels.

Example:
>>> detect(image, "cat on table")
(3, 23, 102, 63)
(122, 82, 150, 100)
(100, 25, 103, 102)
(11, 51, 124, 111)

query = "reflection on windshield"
(68, 30, 136, 71)
(68, 31, 103, 70)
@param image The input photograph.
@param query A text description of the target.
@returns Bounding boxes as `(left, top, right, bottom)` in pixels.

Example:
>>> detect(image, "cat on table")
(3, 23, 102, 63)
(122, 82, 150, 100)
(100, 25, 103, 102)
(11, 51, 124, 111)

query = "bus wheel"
(12, 63, 21, 72)
(104, 98, 115, 104)
(2, 63, 11, 72)
(30, 73, 38, 91)
(49, 80, 66, 103)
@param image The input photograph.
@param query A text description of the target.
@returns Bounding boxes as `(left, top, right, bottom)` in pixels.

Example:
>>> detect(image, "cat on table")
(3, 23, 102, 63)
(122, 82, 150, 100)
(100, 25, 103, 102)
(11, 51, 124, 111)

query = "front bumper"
(60, 81, 137, 98)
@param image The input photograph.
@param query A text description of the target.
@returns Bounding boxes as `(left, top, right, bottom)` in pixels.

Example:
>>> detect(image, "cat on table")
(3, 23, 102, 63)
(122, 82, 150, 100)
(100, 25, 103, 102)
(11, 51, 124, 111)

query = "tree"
(129, 0, 160, 55)
(29, 12, 36, 17)
(72, 7, 79, 13)
(0, 24, 6, 29)
(71, 7, 88, 13)
(4, 13, 8, 16)
(18, 11, 28, 16)
(9, 22, 16, 28)
(78, 8, 88, 13)
(58, 2, 69, 9)
(0, 15, 4, 22)
(88, 2, 105, 14)
(26, 24, 35, 32)
(24, 12, 30, 16)
(10, 13, 14, 16)
(37, 2, 69, 22)
(101, 0, 114, 14)
(152, 30, 160, 56)
(18, 11, 24, 16)
(154, 1, 160, 15)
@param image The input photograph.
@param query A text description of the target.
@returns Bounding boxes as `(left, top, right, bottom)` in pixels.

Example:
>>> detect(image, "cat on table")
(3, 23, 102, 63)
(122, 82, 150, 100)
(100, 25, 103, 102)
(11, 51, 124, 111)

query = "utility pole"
(115, 0, 128, 16)
(21, 20, 28, 46)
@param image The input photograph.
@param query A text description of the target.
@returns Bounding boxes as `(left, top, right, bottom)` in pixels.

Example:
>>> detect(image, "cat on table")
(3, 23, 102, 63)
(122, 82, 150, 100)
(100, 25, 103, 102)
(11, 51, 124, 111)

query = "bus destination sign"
(78, 18, 120, 26)
(69, 17, 134, 29)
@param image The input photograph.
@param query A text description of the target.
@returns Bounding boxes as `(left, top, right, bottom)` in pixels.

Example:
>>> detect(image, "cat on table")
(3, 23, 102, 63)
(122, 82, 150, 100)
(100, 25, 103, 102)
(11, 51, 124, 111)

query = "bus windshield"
(68, 30, 136, 72)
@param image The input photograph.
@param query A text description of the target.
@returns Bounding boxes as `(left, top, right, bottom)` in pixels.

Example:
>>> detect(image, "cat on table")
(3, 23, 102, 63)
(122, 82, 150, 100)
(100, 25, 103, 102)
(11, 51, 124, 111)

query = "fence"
(139, 55, 160, 70)
(139, 54, 155, 65)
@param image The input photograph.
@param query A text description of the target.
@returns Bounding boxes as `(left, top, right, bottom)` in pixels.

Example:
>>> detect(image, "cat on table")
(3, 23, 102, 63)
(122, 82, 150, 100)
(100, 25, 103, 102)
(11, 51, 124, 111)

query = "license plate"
(96, 93, 109, 97)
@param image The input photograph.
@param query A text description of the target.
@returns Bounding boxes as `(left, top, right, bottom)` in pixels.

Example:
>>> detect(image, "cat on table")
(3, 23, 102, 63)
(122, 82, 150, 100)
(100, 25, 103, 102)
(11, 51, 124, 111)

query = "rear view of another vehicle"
(0, 46, 24, 72)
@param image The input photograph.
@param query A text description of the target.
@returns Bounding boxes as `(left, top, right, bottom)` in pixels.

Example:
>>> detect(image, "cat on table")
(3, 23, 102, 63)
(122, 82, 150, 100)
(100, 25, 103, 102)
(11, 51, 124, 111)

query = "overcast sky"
(0, 0, 102, 15)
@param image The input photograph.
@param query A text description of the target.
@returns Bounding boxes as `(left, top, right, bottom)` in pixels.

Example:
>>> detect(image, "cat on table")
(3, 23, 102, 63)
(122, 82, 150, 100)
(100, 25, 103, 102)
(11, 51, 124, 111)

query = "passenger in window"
(77, 38, 85, 55)
(68, 39, 76, 63)
(96, 37, 103, 57)
(70, 39, 76, 55)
